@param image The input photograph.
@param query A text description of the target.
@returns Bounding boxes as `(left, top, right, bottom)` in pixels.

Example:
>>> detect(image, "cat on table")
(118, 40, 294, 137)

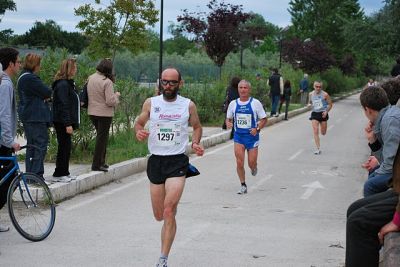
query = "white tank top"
(148, 95, 190, 155)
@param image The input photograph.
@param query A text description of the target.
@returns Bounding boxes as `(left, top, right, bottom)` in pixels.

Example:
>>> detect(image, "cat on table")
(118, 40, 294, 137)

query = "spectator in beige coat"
(87, 58, 120, 172)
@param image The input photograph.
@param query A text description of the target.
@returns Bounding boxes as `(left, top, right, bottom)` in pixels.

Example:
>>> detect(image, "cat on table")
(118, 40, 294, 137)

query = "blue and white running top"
(226, 97, 267, 134)
(311, 90, 328, 112)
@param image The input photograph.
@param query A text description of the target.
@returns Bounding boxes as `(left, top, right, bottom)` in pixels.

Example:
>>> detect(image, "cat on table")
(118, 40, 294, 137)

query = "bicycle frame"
(0, 155, 20, 187)
(0, 155, 39, 208)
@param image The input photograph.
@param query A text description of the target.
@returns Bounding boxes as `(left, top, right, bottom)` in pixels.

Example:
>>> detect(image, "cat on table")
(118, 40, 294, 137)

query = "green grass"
(47, 130, 149, 165)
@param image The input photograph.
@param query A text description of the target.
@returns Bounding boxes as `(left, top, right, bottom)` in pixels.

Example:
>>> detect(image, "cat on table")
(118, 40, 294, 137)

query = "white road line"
(65, 177, 147, 211)
(249, 174, 273, 192)
(288, 149, 303, 161)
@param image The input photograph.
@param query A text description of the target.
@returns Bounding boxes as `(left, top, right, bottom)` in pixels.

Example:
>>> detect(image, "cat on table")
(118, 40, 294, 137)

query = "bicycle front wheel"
(7, 173, 56, 242)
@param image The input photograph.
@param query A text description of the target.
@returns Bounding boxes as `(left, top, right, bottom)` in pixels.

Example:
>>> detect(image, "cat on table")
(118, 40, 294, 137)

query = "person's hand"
(378, 221, 400, 244)
(115, 91, 121, 97)
(66, 126, 73, 135)
(364, 121, 376, 143)
(12, 143, 20, 152)
(250, 128, 258, 136)
(226, 121, 233, 129)
(322, 111, 328, 118)
(300, 90, 303, 93)
(136, 129, 149, 141)
(192, 143, 204, 156)
(361, 156, 379, 171)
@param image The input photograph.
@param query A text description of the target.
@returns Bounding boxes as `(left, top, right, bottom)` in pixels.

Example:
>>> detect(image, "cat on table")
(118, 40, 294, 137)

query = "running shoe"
(237, 185, 247, 194)
(68, 175, 77, 180)
(156, 258, 168, 267)
(52, 175, 72, 183)
(251, 167, 258, 176)
(313, 149, 321, 155)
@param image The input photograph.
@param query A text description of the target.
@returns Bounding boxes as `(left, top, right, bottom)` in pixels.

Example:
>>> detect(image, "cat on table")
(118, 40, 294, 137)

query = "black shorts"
(310, 111, 329, 122)
(146, 154, 189, 184)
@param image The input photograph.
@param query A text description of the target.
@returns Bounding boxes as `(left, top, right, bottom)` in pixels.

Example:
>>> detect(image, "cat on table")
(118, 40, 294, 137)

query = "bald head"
(161, 68, 181, 81)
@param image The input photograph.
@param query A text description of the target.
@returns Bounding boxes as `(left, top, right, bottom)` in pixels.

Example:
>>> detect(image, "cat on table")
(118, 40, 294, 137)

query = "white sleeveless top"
(148, 95, 190, 155)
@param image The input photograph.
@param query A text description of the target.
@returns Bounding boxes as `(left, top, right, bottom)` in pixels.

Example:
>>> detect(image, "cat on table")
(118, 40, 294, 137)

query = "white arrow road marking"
(300, 181, 324, 200)
(289, 149, 304, 161)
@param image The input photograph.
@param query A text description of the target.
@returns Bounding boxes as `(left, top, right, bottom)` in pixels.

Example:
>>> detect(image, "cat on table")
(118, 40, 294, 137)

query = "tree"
(177, 0, 251, 77)
(288, 0, 363, 58)
(282, 37, 335, 74)
(12, 20, 88, 54)
(0, 0, 16, 44)
(0, 0, 16, 22)
(75, 0, 158, 60)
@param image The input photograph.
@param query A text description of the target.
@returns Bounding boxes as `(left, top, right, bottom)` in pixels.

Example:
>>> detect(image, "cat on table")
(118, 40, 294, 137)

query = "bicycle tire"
(7, 173, 56, 242)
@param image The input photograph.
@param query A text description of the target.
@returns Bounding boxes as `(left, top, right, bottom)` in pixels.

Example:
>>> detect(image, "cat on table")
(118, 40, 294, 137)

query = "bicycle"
(0, 144, 56, 242)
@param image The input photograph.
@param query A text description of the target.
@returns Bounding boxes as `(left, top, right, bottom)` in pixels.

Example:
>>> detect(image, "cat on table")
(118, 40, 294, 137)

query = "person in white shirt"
(135, 68, 204, 267)
(226, 80, 267, 194)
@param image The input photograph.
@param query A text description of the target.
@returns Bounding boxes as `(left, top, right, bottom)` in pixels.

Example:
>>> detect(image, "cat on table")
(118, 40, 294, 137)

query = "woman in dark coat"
(51, 58, 80, 182)
(17, 53, 52, 179)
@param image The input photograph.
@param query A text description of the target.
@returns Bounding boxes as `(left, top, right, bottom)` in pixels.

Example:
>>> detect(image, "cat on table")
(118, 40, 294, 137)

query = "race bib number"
(236, 114, 252, 129)
(313, 98, 323, 109)
(156, 123, 181, 146)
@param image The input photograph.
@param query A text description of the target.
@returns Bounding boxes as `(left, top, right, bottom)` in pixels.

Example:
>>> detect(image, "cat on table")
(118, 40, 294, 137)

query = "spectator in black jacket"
(268, 68, 283, 117)
(17, 53, 52, 179)
(391, 57, 400, 77)
(51, 58, 80, 183)
(222, 77, 240, 138)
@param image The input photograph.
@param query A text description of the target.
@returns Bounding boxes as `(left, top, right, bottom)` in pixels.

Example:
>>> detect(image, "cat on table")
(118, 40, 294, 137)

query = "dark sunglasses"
(160, 79, 179, 86)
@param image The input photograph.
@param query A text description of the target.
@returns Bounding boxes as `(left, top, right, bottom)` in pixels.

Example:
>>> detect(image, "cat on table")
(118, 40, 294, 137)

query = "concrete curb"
(49, 89, 361, 202)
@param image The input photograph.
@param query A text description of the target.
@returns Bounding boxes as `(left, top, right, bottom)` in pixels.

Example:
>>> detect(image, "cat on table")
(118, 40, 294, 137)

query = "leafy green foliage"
(0, 0, 16, 20)
(11, 20, 88, 54)
(288, 0, 363, 58)
(74, 0, 158, 60)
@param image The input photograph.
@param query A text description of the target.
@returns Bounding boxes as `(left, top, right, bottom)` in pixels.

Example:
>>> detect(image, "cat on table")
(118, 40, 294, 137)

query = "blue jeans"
(23, 122, 49, 178)
(270, 95, 280, 115)
(363, 170, 392, 197)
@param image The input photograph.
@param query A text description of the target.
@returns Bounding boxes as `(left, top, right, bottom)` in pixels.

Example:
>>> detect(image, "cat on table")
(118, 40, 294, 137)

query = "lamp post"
(159, 0, 164, 82)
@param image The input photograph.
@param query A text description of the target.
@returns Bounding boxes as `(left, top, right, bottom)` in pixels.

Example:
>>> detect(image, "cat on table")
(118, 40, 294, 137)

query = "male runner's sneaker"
(237, 185, 247, 194)
(251, 167, 258, 176)
(156, 258, 168, 267)
(313, 149, 321, 155)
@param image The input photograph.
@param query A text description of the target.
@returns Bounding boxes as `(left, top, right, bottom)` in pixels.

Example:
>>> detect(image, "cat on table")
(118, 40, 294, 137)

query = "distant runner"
(308, 81, 333, 155)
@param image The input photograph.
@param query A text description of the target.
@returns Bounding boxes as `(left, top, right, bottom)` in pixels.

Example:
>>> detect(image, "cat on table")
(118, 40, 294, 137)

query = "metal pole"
(159, 0, 164, 81)
(279, 38, 282, 69)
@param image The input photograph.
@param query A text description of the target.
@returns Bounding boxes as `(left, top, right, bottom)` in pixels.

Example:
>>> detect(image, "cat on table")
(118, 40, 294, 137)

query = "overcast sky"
(1, 0, 385, 38)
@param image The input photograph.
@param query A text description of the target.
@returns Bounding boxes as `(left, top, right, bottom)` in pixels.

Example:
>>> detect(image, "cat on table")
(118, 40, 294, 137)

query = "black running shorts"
(146, 154, 189, 184)
(310, 111, 329, 122)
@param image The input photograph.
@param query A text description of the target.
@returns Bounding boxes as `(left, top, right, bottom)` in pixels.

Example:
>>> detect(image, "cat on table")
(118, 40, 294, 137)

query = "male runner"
(308, 81, 333, 154)
(135, 68, 204, 267)
(226, 80, 267, 194)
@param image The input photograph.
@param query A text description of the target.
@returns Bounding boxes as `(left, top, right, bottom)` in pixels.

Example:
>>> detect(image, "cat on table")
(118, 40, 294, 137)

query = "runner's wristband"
(393, 211, 400, 227)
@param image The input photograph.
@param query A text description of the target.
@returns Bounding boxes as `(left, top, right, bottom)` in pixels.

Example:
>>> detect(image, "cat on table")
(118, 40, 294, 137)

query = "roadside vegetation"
(2, 0, 399, 164)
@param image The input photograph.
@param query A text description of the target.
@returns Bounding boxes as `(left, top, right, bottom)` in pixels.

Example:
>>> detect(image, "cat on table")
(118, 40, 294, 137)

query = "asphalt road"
(0, 94, 370, 267)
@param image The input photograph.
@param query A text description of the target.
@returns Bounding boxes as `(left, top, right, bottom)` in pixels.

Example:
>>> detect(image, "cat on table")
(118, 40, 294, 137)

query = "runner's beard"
(162, 87, 178, 100)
